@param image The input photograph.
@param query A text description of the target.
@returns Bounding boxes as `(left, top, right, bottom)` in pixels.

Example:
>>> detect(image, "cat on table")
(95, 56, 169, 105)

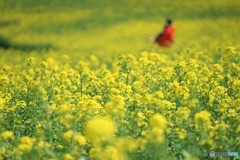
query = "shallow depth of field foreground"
(0, 0, 240, 160)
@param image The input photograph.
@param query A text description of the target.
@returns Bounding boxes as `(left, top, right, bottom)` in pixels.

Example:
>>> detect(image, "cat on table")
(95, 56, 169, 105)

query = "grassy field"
(0, 0, 240, 159)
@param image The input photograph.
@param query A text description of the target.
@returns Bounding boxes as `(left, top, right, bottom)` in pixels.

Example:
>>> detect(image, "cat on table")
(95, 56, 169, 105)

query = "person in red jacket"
(155, 19, 175, 47)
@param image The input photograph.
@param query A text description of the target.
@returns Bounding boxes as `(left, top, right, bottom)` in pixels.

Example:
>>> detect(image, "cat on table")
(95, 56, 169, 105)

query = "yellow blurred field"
(0, 0, 240, 159)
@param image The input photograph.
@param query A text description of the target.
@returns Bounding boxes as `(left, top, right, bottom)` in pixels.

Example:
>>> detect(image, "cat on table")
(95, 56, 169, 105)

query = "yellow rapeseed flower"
(176, 107, 190, 121)
(18, 136, 33, 153)
(175, 128, 187, 140)
(103, 146, 123, 160)
(1, 131, 14, 140)
(194, 110, 211, 131)
(63, 130, 74, 141)
(85, 117, 117, 144)
(74, 134, 87, 146)
(150, 113, 167, 129)
(20, 136, 33, 146)
(147, 127, 165, 143)
(63, 153, 75, 160)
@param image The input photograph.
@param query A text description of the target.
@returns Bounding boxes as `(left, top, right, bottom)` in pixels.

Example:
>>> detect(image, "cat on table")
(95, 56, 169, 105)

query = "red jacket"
(155, 25, 175, 47)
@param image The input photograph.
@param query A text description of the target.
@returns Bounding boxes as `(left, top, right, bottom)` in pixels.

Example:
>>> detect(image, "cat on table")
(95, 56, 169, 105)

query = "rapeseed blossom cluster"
(194, 110, 211, 131)
(0, 47, 239, 159)
(1, 131, 14, 140)
(85, 117, 116, 144)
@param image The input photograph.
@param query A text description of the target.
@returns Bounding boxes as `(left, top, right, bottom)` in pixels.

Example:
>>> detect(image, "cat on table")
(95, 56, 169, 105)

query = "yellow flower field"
(0, 48, 239, 159)
(0, 0, 240, 159)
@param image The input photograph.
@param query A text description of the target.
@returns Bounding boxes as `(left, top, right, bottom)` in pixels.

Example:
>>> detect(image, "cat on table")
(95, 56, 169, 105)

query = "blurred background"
(1, 0, 240, 63)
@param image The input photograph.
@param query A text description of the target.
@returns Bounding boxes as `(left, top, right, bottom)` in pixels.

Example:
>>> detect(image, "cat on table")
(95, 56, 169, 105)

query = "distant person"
(155, 19, 175, 47)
